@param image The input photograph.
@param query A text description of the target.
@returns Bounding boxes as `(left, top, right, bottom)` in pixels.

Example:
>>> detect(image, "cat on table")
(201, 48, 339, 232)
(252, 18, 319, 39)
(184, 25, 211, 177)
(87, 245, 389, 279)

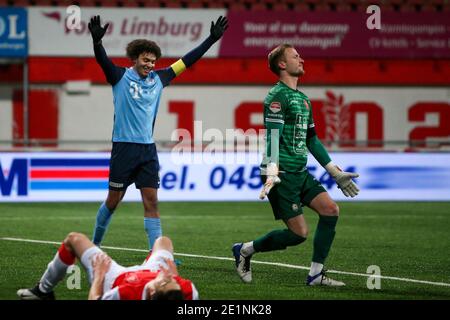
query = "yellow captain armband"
(170, 59, 187, 76)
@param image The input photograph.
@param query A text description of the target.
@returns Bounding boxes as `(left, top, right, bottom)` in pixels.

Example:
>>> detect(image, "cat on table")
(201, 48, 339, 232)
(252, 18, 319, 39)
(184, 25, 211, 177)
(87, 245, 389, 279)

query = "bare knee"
(143, 194, 158, 217)
(296, 226, 309, 238)
(288, 224, 308, 238)
(146, 199, 158, 213)
(105, 198, 120, 211)
(321, 202, 339, 216)
(152, 236, 173, 253)
(64, 232, 86, 251)
(105, 201, 118, 211)
(105, 191, 125, 211)
(285, 216, 308, 238)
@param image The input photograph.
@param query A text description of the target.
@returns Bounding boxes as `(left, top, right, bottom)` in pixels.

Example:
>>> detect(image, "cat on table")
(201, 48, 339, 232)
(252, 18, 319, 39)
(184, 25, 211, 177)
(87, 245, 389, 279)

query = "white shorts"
(80, 246, 174, 293)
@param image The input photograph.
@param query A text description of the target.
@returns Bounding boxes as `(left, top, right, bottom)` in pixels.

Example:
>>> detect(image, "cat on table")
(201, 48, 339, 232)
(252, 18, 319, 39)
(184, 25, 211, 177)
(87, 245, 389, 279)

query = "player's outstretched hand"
(333, 170, 359, 197)
(259, 163, 281, 200)
(210, 16, 228, 41)
(88, 15, 109, 44)
(325, 162, 359, 197)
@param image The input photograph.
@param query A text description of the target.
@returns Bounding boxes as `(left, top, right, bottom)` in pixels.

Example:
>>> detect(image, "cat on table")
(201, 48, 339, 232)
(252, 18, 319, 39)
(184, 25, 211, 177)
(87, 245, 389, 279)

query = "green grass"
(0, 202, 449, 300)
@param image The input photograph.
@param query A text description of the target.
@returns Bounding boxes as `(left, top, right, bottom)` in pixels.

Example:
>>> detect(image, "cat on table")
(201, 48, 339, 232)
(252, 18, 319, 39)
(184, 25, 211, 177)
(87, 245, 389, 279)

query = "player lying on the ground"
(17, 233, 198, 300)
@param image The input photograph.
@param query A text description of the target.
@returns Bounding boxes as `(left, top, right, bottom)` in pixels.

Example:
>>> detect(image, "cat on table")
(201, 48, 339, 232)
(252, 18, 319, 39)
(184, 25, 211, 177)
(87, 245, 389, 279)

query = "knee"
(287, 229, 307, 245)
(105, 191, 125, 211)
(144, 203, 158, 215)
(147, 194, 158, 206)
(322, 202, 339, 216)
(105, 198, 120, 211)
(155, 236, 172, 247)
(144, 198, 158, 214)
(153, 236, 173, 252)
(293, 226, 308, 239)
(64, 232, 84, 248)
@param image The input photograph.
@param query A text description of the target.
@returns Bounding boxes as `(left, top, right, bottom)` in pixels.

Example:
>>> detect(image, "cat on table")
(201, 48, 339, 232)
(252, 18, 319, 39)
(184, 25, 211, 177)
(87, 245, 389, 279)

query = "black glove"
(210, 16, 228, 41)
(88, 15, 109, 44)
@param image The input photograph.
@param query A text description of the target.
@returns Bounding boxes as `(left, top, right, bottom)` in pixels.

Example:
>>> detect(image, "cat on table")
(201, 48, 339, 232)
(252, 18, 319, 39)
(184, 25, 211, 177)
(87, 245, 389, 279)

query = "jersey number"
(129, 82, 143, 99)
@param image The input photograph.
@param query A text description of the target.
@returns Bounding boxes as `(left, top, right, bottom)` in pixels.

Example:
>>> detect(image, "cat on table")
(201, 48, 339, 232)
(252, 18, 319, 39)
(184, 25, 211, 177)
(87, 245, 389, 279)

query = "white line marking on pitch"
(2, 237, 449, 288)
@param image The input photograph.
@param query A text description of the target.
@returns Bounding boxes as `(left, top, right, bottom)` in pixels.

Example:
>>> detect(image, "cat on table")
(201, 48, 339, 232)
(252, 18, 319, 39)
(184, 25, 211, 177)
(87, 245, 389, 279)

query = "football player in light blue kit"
(88, 15, 228, 250)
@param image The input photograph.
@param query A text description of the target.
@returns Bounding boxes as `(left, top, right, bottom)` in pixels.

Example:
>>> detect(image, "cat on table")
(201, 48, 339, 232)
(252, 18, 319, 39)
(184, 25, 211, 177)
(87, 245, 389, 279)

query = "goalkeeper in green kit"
(232, 44, 359, 286)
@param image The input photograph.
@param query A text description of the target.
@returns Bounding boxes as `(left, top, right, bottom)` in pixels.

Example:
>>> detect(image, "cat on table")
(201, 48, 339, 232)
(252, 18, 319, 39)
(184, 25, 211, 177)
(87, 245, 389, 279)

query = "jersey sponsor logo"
(266, 113, 283, 119)
(265, 118, 284, 124)
(269, 102, 281, 113)
(125, 273, 139, 283)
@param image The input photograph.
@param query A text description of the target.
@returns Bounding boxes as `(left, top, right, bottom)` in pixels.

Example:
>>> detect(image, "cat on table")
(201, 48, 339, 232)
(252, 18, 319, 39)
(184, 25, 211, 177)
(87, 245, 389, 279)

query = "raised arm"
(88, 15, 125, 86)
(156, 16, 228, 87)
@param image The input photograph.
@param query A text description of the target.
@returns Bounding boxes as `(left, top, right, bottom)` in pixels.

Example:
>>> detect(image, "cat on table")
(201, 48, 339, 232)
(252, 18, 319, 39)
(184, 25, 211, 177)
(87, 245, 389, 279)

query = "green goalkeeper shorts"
(262, 170, 326, 220)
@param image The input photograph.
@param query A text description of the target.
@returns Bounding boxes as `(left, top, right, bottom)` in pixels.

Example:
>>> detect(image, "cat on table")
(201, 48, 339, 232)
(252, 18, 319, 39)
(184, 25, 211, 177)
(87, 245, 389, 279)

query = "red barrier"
(13, 89, 59, 147)
(23, 57, 450, 86)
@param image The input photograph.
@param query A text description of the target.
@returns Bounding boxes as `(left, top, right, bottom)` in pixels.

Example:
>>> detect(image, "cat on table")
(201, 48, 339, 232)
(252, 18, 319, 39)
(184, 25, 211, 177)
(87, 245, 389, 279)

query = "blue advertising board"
(0, 8, 27, 57)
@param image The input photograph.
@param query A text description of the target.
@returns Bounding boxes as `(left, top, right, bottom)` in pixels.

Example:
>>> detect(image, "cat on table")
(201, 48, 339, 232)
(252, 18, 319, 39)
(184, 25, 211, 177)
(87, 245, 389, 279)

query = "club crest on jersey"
(270, 102, 281, 113)
(125, 273, 139, 283)
(303, 100, 309, 110)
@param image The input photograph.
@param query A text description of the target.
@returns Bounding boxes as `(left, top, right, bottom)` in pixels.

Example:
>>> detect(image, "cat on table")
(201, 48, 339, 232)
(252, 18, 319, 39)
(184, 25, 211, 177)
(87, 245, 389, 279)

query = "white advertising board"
(28, 7, 225, 57)
(1, 152, 449, 202)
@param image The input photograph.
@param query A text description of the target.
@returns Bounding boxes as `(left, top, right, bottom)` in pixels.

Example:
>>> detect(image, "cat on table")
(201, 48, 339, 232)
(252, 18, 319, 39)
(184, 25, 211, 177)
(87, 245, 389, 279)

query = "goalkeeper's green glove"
(325, 162, 360, 197)
(88, 15, 109, 44)
(259, 162, 281, 200)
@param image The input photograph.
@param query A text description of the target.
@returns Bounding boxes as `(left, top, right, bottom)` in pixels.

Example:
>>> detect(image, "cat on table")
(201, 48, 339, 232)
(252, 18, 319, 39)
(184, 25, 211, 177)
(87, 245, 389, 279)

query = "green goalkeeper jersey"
(262, 81, 315, 173)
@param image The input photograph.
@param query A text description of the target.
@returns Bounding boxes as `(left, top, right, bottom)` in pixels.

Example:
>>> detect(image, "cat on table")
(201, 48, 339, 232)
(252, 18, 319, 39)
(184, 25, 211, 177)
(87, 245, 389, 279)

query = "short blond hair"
(268, 44, 293, 76)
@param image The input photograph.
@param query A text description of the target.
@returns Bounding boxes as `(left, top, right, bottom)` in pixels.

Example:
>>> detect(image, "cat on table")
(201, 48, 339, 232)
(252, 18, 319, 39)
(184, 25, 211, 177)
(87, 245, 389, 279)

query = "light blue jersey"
(112, 68, 163, 144)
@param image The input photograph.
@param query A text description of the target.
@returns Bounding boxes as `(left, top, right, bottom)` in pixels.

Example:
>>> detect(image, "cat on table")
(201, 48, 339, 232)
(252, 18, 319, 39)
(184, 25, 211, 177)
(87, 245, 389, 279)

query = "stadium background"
(0, 0, 449, 301)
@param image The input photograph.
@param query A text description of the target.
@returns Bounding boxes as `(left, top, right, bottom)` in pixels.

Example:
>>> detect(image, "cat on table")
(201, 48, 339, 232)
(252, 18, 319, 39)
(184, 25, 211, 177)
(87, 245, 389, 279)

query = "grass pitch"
(0, 201, 449, 300)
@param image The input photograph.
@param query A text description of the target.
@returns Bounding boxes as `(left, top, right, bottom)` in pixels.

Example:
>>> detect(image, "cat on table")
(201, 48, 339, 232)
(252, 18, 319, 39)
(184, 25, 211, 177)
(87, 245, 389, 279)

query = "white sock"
(241, 241, 255, 257)
(39, 253, 70, 293)
(309, 262, 324, 277)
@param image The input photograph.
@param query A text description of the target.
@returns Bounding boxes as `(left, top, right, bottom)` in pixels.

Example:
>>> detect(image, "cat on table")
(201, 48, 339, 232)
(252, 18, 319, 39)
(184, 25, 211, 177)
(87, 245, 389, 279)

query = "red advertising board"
(220, 11, 450, 58)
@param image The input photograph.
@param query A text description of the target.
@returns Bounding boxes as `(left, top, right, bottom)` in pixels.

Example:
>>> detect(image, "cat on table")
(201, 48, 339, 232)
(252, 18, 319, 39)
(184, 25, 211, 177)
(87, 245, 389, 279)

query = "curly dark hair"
(268, 44, 293, 76)
(126, 39, 162, 61)
(150, 289, 184, 300)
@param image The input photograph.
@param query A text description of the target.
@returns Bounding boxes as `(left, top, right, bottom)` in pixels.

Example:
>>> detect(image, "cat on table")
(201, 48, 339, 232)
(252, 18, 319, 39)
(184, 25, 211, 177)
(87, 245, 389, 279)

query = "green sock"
(312, 215, 338, 264)
(253, 229, 306, 252)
